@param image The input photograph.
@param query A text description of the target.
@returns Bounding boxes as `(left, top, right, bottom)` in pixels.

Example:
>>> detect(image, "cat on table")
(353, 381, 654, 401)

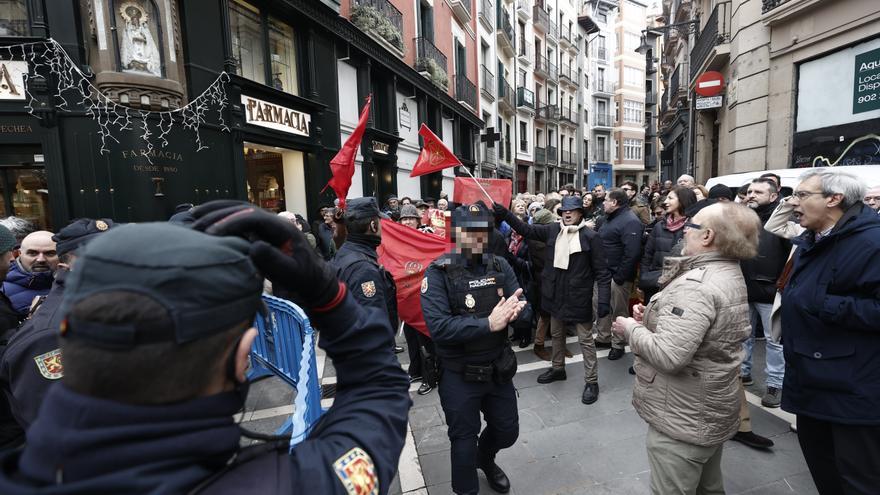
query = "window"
(519, 121, 528, 151)
(518, 69, 526, 88)
(229, 0, 265, 84)
(624, 66, 643, 87)
(269, 17, 297, 94)
(624, 138, 643, 160)
(0, 1, 28, 36)
(623, 100, 644, 124)
(624, 32, 641, 52)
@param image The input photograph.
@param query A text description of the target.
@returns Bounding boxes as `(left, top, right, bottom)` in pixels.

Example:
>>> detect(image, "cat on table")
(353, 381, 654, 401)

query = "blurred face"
(512, 201, 526, 215)
(388, 199, 399, 209)
(322, 209, 334, 223)
(0, 251, 13, 280)
(621, 185, 636, 199)
(682, 210, 711, 256)
(603, 197, 618, 214)
(664, 191, 680, 215)
(593, 185, 606, 198)
(437, 199, 448, 211)
(746, 181, 778, 208)
(455, 227, 489, 257)
(677, 175, 695, 188)
(19, 232, 58, 273)
(417, 205, 428, 215)
(559, 189, 570, 197)
(791, 176, 840, 232)
(864, 187, 880, 212)
(663, 180, 673, 190)
(653, 207, 665, 220)
(694, 189, 705, 201)
(400, 217, 419, 229)
(561, 209, 583, 226)
(401, 198, 412, 205)
(583, 194, 593, 208)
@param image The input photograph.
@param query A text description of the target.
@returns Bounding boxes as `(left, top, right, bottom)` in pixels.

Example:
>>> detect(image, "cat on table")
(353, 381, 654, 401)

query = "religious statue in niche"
(117, 1, 162, 77)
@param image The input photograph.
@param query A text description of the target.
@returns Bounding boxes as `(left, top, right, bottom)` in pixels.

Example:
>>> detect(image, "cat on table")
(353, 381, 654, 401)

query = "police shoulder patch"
(421, 277, 428, 294)
(333, 447, 378, 495)
(361, 281, 376, 298)
(33, 348, 63, 380)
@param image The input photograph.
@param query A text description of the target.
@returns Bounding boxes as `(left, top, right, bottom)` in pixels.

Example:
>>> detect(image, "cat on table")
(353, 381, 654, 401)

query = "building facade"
(581, 0, 618, 189)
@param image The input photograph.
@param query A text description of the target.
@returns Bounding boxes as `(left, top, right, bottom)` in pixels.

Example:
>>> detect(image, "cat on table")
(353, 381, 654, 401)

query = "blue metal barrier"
(248, 295, 325, 448)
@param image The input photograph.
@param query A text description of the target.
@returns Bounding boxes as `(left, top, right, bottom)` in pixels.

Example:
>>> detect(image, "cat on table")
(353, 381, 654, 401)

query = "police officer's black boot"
(582, 382, 599, 405)
(537, 367, 566, 384)
(477, 451, 511, 493)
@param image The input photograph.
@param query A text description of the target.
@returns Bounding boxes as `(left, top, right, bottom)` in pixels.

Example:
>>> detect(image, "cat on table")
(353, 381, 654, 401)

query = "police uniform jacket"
(331, 237, 397, 329)
(0, 292, 23, 450)
(421, 253, 521, 365)
(503, 211, 611, 324)
(0, 293, 412, 494)
(0, 270, 67, 432)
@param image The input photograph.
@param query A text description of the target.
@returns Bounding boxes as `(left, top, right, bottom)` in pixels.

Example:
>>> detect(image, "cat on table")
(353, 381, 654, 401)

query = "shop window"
(268, 17, 298, 94)
(113, 0, 164, 77)
(229, 0, 266, 85)
(0, 145, 51, 231)
(0, 1, 28, 36)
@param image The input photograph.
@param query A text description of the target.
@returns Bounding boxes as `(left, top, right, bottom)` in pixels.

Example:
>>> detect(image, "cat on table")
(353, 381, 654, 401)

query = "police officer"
(0, 202, 411, 494)
(421, 203, 527, 495)
(331, 197, 403, 353)
(0, 218, 116, 437)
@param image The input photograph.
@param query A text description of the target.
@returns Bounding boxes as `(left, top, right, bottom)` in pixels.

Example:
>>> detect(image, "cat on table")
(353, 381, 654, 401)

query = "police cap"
(52, 218, 117, 256)
(451, 202, 492, 230)
(345, 197, 390, 221)
(60, 223, 264, 349)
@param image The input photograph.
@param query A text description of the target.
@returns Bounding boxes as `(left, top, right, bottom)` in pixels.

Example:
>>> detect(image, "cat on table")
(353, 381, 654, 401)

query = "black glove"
(492, 202, 508, 220)
(597, 303, 611, 318)
(191, 201, 344, 311)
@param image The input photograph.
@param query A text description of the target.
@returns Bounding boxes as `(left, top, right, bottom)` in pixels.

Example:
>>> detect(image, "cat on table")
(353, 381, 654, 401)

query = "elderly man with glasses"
(781, 169, 880, 494)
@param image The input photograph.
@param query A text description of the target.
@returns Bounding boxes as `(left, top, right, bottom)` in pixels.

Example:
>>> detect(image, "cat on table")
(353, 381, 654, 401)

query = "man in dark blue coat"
(781, 169, 880, 495)
(0, 203, 411, 494)
(2, 231, 58, 318)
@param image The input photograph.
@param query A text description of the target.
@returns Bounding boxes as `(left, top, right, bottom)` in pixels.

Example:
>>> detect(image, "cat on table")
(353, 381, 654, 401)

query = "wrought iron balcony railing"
(455, 75, 477, 108)
(414, 37, 448, 88)
(690, 2, 731, 80)
(762, 0, 792, 14)
(480, 64, 495, 100)
(351, 0, 404, 52)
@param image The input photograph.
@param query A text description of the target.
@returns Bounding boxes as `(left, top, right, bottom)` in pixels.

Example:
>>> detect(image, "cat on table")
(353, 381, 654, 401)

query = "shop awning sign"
(696, 96, 723, 110)
(0, 61, 28, 100)
(854, 47, 880, 114)
(241, 95, 311, 137)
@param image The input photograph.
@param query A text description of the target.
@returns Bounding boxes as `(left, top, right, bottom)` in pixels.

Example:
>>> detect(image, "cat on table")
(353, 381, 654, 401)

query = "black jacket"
(741, 201, 791, 303)
(598, 207, 644, 284)
(503, 211, 611, 323)
(639, 218, 686, 294)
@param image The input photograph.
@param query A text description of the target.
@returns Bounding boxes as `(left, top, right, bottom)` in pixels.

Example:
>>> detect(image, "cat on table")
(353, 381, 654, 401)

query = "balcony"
(536, 104, 559, 122)
(645, 119, 657, 137)
(535, 146, 547, 165)
(559, 63, 576, 87)
(547, 145, 558, 164)
(449, 0, 472, 25)
(455, 75, 477, 109)
(593, 113, 612, 129)
(478, 0, 494, 30)
(669, 64, 688, 106)
(480, 64, 495, 101)
(646, 55, 657, 74)
(534, 54, 550, 79)
(482, 146, 496, 166)
(559, 25, 573, 48)
(533, 6, 558, 42)
(561, 150, 575, 167)
(498, 80, 515, 114)
(593, 80, 612, 96)
(559, 106, 576, 126)
(690, 2, 731, 81)
(645, 154, 657, 170)
(351, 0, 405, 55)
(516, 86, 535, 110)
(496, 6, 515, 57)
(516, 0, 531, 20)
(414, 37, 448, 89)
(645, 91, 657, 106)
(592, 149, 610, 162)
(762, 0, 822, 24)
(762, 0, 792, 12)
(595, 47, 608, 64)
(517, 42, 533, 66)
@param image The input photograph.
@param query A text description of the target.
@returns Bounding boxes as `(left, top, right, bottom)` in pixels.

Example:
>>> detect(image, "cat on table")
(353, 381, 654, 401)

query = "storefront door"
(243, 142, 308, 216)
(0, 145, 52, 230)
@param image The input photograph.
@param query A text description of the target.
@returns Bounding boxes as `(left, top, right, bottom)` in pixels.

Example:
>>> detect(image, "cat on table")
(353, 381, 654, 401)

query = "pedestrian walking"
(421, 203, 526, 495)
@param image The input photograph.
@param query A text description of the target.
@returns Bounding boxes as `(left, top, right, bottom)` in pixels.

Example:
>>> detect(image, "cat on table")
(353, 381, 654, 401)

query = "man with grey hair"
(864, 185, 880, 214)
(677, 174, 695, 188)
(782, 169, 880, 494)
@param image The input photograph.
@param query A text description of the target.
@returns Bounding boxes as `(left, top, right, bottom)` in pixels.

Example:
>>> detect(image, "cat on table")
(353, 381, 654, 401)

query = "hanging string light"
(3, 38, 230, 164)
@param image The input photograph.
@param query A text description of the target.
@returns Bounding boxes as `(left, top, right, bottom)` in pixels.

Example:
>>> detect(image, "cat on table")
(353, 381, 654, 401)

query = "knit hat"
(399, 204, 420, 220)
(0, 225, 14, 254)
(532, 209, 555, 225)
(708, 184, 734, 201)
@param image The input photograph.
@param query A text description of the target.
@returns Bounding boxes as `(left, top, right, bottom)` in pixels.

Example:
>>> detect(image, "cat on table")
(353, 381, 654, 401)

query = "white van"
(705, 165, 880, 196)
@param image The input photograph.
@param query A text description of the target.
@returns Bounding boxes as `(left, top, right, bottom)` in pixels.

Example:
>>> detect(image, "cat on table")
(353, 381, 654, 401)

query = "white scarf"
(553, 220, 587, 270)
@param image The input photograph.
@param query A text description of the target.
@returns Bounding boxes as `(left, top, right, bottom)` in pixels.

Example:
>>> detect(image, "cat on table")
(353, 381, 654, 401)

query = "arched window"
(0, 1, 29, 36)
(112, 0, 165, 77)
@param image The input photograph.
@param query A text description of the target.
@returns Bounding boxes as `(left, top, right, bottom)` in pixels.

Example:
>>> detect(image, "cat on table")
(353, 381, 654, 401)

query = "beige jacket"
(623, 252, 750, 447)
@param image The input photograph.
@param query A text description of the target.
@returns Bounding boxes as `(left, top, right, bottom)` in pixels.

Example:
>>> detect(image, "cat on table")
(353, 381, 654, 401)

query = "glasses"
(684, 221, 702, 230)
(792, 190, 826, 201)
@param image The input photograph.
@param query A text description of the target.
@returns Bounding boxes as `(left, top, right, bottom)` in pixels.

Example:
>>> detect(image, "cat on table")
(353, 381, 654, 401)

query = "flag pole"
(459, 165, 496, 206)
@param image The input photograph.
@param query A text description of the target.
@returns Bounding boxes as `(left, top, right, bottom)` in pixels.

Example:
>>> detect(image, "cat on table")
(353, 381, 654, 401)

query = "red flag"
(378, 219, 452, 337)
(323, 95, 371, 209)
(410, 124, 461, 177)
(453, 177, 512, 208)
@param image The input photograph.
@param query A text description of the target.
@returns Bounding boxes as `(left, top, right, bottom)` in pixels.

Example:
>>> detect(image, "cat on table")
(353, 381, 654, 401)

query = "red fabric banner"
(452, 177, 513, 208)
(323, 95, 371, 209)
(378, 219, 452, 337)
(410, 124, 461, 178)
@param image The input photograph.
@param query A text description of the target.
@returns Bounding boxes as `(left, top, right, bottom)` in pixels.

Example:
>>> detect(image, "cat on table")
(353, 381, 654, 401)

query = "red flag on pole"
(410, 123, 461, 177)
(377, 219, 452, 337)
(452, 177, 513, 208)
(323, 95, 371, 209)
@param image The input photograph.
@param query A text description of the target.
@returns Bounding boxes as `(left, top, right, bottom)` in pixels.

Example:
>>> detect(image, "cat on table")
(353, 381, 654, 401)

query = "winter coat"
(1, 262, 53, 317)
(503, 210, 611, 323)
(630, 201, 652, 225)
(598, 207, 644, 284)
(638, 217, 685, 295)
(741, 201, 791, 303)
(781, 203, 880, 425)
(624, 252, 750, 447)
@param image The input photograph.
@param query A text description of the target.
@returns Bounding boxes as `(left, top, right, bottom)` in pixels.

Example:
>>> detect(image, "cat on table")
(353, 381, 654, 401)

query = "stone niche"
(85, 0, 186, 110)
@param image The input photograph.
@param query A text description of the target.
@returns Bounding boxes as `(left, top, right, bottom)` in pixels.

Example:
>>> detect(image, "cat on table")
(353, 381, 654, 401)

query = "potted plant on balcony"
(417, 57, 448, 88)
(350, 4, 404, 52)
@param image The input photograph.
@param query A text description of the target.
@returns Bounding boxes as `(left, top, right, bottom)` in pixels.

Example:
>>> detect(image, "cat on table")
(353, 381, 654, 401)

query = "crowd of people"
(0, 167, 875, 494)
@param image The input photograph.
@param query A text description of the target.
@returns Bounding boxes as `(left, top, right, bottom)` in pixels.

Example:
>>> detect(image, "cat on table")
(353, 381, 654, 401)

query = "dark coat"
(0, 292, 22, 450)
(781, 204, 880, 425)
(598, 207, 644, 284)
(639, 218, 685, 294)
(2, 262, 53, 317)
(741, 201, 791, 303)
(503, 211, 611, 323)
(330, 237, 397, 330)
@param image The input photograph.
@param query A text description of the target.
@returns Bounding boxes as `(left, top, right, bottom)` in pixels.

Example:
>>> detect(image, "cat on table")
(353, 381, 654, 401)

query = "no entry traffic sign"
(695, 71, 725, 97)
